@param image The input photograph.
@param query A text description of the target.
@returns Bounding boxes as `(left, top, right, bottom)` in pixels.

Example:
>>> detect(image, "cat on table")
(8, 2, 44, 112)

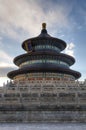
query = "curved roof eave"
(22, 37, 66, 51)
(7, 66, 81, 80)
(13, 51, 75, 66)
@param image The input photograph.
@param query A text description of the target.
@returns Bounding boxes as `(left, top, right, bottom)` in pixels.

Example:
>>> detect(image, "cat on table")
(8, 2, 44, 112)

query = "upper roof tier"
(22, 23, 66, 52)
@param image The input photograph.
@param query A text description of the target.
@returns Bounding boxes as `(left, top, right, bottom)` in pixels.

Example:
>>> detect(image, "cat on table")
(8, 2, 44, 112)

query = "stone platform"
(0, 106, 86, 122)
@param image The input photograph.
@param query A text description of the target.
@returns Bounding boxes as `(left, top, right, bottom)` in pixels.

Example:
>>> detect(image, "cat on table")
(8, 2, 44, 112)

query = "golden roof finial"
(42, 23, 46, 29)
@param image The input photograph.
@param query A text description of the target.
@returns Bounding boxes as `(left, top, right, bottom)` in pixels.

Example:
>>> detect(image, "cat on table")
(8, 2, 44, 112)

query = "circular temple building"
(5, 23, 83, 122)
(7, 23, 81, 83)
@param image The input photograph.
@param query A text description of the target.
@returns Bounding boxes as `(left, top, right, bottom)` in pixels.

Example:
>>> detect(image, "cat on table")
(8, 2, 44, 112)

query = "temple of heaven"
(2, 23, 85, 123)
(7, 23, 81, 82)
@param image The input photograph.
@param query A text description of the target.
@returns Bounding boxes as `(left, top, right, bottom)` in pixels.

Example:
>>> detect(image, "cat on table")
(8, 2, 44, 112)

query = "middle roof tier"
(14, 51, 75, 67)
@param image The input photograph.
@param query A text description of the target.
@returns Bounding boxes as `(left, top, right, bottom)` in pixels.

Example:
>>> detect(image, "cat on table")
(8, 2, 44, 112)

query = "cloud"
(0, 0, 72, 40)
(0, 37, 15, 66)
(0, 49, 16, 77)
(64, 42, 75, 57)
(0, 50, 12, 62)
(0, 50, 14, 67)
(0, 67, 16, 77)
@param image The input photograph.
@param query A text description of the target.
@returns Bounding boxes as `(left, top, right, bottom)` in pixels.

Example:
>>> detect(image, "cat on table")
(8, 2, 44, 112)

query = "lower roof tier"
(7, 65, 81, 79)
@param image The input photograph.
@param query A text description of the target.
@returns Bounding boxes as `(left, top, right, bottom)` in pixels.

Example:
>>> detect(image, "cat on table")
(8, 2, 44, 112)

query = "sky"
(0, 0, 86, 86)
